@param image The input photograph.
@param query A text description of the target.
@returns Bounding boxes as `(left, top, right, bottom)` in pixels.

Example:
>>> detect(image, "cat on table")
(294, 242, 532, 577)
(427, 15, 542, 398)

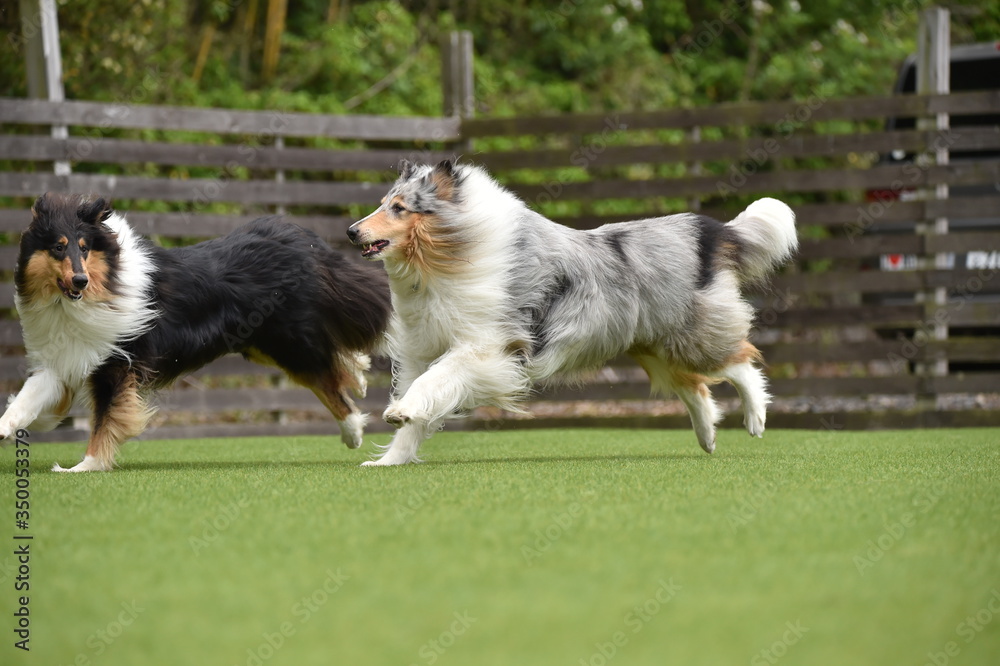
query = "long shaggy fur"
(347, 161, 797, 466)
(0, 193, 391, 471)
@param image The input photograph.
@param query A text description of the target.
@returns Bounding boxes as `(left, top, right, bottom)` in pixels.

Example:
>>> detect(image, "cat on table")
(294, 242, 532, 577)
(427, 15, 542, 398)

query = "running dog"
(347, 160, 797, 466)
(0, 193, 391, 471)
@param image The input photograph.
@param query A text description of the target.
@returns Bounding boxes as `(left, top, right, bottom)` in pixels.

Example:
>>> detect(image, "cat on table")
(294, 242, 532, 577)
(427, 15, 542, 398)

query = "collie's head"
(15, 193, 120, 305)
(347, 160, 471, 275)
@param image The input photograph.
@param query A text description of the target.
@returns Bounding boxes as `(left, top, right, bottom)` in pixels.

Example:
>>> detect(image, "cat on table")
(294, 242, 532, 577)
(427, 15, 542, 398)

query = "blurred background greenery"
(3, 0, 999, 117)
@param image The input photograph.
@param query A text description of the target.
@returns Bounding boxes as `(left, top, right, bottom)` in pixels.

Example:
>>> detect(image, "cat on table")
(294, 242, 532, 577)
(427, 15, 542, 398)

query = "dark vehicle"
(864, 41, 1000, 370)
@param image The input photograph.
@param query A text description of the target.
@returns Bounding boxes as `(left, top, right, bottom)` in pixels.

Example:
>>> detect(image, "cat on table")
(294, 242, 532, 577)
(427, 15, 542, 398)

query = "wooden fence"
(2, 89, 999, 443)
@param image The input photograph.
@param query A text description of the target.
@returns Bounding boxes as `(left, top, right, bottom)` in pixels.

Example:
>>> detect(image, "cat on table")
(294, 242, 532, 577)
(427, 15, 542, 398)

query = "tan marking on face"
(58, 256, 78, 289)
(353, 196, 468, 275)
(81, 250, 113, 302)
(22, 251, 61, 300)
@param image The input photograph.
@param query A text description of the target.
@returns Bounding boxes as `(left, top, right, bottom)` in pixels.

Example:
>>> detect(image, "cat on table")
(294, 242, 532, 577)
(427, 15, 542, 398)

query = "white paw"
(52, 455, 111, 473)
(340, 412, 368, 449)
(0, 416, 19, 441)
(360, 451, 420, 467)
(699, 437, 716, 454)
(745, 407, 766, 438)
(382, 406, 412, 429)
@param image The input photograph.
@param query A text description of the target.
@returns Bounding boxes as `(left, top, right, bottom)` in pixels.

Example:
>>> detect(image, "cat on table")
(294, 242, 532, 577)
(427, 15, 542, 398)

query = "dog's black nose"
(346, 225, 359, 243)
(71, 274, 89, 290)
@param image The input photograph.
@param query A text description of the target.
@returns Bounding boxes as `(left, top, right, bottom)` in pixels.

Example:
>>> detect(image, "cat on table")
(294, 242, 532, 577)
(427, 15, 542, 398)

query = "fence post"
(20, 0, 70, 176)
(916, 7, 950, 383)
(441, 30, 474, 154)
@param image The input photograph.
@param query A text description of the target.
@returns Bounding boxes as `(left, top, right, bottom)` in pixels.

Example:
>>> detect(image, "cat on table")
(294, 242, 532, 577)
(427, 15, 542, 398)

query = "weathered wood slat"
(0, 172, 389, 205)
(0, 97, 461, 141)
(476, 127, 1000, 171)
(0, 134, 457, 172)
(0, 282, 14, 308)
(769, 304, 924, 328)
(3, 197, 997, 240)
(505, 162, 1000, 203)
(797, 235, 923, 260)
(462, 91, 1000, 137)
(545, 196, 1000, 232)
(771, 268, 1000, 294)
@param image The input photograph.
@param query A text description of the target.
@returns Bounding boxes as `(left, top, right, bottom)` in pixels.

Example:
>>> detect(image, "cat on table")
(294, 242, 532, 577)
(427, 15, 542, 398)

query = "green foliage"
(5, 0, 998, 116)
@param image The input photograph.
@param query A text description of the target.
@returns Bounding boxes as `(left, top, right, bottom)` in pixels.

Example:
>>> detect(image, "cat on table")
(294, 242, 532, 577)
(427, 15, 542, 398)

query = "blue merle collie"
(347, 161, 798, 465)
(0, 193, 390, 471)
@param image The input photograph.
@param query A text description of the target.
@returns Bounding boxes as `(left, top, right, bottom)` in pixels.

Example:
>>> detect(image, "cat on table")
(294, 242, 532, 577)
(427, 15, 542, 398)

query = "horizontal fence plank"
(0, 208, 358, 240)
(771, 269, 1000, 295)
(0, 97, 461, 141)
(506, 162, 1000, 203)
(462, 91, 1000, 138)
(476, 127, 1000, 171)
(0, 172, 389, 206)
(547, 196, 1000, 232)
(0, 134, 457, 172)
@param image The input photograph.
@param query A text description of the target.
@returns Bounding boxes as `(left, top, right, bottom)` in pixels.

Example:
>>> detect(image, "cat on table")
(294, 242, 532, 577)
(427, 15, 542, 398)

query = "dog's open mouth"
(56, 279, 83, 301)
(361, 240, 390, 258)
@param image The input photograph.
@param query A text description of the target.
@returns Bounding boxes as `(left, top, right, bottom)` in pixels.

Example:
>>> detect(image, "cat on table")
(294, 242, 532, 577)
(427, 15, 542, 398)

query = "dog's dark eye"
(53, 244, 64, 253)
(391, 203, 406, 215)
(80, 246, 89, 256)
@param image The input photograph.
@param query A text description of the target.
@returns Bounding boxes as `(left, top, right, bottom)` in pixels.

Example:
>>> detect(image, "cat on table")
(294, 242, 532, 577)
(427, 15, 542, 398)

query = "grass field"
(1, 427, 998, 666)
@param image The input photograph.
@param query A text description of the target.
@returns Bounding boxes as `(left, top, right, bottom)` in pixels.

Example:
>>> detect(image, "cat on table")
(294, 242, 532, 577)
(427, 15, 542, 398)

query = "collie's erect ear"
(77, 197, 114, 225)
(30, 193, 53, 221)
(398, 159, 414, 180)
(431, 160, 457, 201)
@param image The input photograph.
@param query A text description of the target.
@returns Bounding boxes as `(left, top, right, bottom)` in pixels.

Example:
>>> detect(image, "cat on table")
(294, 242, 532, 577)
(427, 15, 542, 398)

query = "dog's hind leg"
(53, 368, 153, 472)
(632, 354, 720, 454)
(712, 358, 769, 438)
(293, 360, 370, 450)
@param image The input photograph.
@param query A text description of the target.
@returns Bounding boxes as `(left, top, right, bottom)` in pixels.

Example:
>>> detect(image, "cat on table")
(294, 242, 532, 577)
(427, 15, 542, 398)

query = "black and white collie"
(0, 193, 391, 471)
(347, 160, 798, 465)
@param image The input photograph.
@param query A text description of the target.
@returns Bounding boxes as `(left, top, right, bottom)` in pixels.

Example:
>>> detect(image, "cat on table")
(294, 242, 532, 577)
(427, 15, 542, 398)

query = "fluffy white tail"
(727, 197, 798, 285)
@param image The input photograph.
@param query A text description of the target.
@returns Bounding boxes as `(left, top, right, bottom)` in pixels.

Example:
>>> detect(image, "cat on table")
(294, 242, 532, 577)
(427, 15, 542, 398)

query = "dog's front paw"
(0, 419, 18, 444)
(52, 455, 111, 473)
(382, 406, 412, 428)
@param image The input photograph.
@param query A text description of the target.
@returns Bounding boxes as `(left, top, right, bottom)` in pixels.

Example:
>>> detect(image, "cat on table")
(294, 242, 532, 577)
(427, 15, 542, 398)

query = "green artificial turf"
(1, 428, 998, 665)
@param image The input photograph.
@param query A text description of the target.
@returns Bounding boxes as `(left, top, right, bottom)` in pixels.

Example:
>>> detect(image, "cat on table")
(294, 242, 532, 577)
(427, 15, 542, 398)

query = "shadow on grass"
(44, 451, 714, 473)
